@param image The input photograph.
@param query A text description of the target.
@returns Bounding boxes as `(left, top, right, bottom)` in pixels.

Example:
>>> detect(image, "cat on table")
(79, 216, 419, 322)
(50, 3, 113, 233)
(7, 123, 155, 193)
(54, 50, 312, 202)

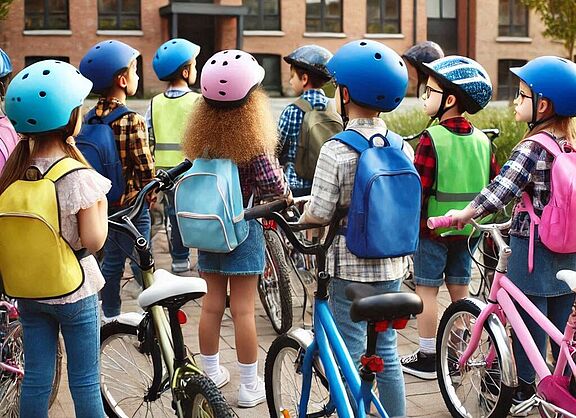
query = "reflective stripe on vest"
(151, 91, 200, 168)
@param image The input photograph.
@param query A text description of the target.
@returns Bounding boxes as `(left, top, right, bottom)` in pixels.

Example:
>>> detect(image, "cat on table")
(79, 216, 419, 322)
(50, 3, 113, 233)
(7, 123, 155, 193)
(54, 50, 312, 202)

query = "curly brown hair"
(183, 88, 279, 164)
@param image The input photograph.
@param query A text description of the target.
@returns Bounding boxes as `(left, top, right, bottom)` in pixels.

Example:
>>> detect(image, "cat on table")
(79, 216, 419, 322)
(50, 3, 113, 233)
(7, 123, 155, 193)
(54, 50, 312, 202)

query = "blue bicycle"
(244, 200, 423, 418)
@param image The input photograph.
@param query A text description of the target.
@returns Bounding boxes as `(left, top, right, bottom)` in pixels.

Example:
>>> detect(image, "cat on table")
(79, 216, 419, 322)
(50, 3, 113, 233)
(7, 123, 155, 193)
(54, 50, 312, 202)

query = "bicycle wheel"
(265, 334, 332, 418)
(260, 229, 293, 334)
(179, 372, 234, 418)
(437, 299, 514, 418)
(100, 321, 173, 417)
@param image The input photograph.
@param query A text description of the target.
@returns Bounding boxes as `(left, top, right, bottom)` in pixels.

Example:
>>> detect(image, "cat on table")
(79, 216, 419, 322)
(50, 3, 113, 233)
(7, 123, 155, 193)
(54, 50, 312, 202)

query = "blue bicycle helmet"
(5, 60, 92, 134)
(80, 40, 140, 94)
(510, 56, 576, 117)
(0, 48, 12, 79)
(326, 39, 408, 112)
(283, 45, 333, 80)
(153, 38, 201, 81)
(421, 55, 492, 114)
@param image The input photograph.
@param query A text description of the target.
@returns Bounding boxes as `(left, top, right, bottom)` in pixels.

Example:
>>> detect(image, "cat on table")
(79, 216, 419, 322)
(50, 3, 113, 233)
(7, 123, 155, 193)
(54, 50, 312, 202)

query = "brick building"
(0, 0, 567, 99)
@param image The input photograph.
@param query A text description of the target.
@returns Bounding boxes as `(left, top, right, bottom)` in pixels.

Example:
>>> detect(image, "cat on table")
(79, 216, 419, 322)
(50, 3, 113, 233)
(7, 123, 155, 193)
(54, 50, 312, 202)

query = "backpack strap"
(332, 129, 404, 153)
(43, 157, 88, 182)
(101, 105, 134, 125)
(522, 132, 566, 158)
(293, 97, 313, 113)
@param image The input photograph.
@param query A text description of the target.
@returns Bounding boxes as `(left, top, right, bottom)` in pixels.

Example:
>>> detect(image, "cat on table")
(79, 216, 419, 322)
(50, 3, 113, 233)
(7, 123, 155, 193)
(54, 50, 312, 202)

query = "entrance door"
(427, 0, 457, 55)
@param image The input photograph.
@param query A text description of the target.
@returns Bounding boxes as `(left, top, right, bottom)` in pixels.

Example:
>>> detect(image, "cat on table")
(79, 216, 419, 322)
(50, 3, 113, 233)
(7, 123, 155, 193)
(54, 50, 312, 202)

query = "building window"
(499, 0, 528, 37)
(306, 0, 342, 33)
(244, 0, 280, 31)
(252, 54, 281, 94)
(25, 0, 69, 30)
(498, 59, 527, 100)
(366, 0, 400, 34)
(98, 0, 141, 31)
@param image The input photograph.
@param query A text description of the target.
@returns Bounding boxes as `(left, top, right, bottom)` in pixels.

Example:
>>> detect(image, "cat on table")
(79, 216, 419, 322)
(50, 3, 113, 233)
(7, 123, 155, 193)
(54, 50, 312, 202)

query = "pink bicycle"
(429, 216, 576, 418)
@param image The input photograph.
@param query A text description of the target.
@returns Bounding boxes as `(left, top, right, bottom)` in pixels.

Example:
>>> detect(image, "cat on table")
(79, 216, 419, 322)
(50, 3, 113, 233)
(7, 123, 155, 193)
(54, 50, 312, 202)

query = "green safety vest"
(151, 91, 200, 169)
(427, 125, 491, 236)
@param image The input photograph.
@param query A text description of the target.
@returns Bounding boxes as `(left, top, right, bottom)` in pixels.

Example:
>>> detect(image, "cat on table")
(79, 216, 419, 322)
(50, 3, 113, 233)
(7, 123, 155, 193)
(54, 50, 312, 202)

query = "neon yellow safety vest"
(151, 91, 200, 169)
(426, 125, 492, 236)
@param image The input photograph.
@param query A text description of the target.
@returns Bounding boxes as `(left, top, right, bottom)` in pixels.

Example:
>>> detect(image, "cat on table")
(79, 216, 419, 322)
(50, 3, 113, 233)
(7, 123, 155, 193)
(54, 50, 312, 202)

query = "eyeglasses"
(423, 85, 444, 100)
(515, 89, 533, 103)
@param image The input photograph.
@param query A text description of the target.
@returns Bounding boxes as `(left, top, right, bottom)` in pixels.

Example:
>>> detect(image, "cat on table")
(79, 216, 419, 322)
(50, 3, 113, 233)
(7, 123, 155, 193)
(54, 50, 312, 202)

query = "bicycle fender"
(287, 327, 327, 378)
(465, 298, 518, 388)
(114, 311, 145, 327)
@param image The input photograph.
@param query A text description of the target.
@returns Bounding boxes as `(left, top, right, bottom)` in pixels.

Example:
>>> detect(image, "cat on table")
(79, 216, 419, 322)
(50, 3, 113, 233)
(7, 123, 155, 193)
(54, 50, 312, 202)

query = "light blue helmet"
(0, 48, 12, 79)
(421, 55, 492, 114)
(326, 39, 408, 112)
(80, 40, 140, 94)
(511, 56, 576, 117)
(5, 60, 92, 134)
(153, 38, 201, 81)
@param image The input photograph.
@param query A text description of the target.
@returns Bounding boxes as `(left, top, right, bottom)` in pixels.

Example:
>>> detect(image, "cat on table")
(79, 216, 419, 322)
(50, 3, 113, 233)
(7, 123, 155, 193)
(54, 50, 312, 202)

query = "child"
(300, 39, 412, 418)
(278, 44, 335, 197)
(183, 50, 287, 407)
(146, 38, 201, 273)
(0, 47, 18, 174)
(445, 56, 576, 404)
(402, 41, 445, 97)
(0, 60, 108, 417)
(400, 56, 496, 380)
(80, 40, 155, 322)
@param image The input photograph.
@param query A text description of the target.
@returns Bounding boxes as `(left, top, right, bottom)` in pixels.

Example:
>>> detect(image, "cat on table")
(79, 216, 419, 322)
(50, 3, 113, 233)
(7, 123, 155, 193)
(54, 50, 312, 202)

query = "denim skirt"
(507, 235, 576, 297)
(197, 220, 265, 276)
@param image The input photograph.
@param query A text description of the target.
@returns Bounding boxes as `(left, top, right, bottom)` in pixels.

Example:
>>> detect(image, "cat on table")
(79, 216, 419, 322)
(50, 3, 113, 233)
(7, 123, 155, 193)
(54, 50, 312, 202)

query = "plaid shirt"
(93, 98, 155, 206)
(303, 118, 410, 283)
(414, 117, 499, 240)
(471, 134, 558, 238)
(238, 154, 286, 207)
(278, 89, 330, 191)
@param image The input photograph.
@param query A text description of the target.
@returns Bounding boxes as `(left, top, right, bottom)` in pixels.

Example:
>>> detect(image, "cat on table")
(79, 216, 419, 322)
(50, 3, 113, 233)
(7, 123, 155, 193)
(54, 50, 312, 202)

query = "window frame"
(498, 0, 529, 37)
(497, 58, 527, 100)
(366, 0, 401, 34)
(24, 0, 70, 31)
(244, 0, 281, 31)
(98, 0, 142, 31)
(306, 0, 343, 33)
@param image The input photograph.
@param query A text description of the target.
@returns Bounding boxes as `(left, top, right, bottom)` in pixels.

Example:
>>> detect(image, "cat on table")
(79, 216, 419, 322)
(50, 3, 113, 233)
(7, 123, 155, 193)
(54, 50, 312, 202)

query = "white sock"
(419, 337, 436, 354)
(238, 361, 258, 390)
(200, 353, 220, 379)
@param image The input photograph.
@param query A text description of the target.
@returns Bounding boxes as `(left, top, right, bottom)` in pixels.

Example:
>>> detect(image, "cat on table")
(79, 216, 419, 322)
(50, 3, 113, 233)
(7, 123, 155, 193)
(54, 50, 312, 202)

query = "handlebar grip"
(165, 159, 192, 180)
(427, 216, 453, 229)
(244, 199, 289, 221)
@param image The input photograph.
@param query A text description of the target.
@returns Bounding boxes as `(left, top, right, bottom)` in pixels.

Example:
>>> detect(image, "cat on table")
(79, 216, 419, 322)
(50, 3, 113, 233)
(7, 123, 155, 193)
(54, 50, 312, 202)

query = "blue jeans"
(18, 295, 104, 418)
(329, 277, 406, 418)
(101, 206, 151, 317)
(163, 189, 190, 262)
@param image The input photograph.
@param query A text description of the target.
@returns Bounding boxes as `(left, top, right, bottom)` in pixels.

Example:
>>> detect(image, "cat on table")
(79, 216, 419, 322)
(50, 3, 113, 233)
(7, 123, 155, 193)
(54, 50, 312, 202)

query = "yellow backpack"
(0, 157, 89, 299)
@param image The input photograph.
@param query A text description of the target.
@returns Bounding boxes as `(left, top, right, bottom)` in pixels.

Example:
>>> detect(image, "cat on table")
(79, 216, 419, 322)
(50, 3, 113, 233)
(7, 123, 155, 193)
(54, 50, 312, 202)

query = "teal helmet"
(6, 60, 92, 134)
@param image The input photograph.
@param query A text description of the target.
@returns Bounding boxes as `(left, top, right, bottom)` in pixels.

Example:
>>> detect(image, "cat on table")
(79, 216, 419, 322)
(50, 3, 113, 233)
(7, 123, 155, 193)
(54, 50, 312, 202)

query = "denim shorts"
(198, 220, 265, 276)
(507, 235, 576, 297)
(414, 237, 479, 287)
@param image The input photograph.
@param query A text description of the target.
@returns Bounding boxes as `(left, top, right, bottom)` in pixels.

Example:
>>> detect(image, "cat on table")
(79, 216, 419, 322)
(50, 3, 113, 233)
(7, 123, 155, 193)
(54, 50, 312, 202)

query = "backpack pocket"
(540, 204, 574, 253)
(177, 212, 246, 253)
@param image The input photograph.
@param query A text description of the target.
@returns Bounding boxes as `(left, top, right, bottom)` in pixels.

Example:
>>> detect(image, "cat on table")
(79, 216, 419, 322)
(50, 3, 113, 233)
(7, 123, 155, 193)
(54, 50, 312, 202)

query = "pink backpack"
(0, 115, 18, 174)
(516, 132, 576, 272)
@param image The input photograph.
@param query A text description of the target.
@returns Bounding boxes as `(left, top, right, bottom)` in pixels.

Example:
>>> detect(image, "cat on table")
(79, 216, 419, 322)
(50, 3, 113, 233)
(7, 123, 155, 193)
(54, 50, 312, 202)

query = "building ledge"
(97, 30, 144, 37)
(243, 30, 285, 37)
(496, 36, 532, 43)
(303, 32, 346, 39)
(22, 30, 72, 36)
(364, 33, 404, 39)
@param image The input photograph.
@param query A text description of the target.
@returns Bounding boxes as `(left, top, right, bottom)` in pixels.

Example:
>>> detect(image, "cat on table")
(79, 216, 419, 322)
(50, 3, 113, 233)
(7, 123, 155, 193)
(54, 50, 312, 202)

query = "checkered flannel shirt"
(304, 118, 410, 282)
(238, 154, 287, 207)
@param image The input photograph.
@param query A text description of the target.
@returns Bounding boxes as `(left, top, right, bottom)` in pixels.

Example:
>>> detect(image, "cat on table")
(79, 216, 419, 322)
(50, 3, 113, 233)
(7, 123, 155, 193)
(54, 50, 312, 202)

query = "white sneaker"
(237, 377, 266, 408)
(101, 314, 119, 324)
(209, 366, 230, 389)
(171, 259, 190, 273)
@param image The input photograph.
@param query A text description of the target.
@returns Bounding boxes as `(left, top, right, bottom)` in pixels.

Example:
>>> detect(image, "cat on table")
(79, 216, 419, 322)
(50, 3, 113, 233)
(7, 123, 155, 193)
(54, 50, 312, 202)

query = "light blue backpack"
(175, 158, 249, 253)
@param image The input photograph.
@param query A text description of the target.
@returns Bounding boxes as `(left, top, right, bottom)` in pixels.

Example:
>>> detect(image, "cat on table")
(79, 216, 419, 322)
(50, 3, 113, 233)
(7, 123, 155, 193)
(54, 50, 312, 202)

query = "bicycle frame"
(0, 300, 21, 377)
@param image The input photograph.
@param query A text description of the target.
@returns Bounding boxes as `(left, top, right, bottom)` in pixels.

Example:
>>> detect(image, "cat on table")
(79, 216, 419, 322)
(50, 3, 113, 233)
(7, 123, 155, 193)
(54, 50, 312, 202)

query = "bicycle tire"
(265, 334, 331, 418)
(100, 321, 173, 417)
(178, 372, 234, 418)
(260, 229, 293, 334)
(436, 299, 514, 418)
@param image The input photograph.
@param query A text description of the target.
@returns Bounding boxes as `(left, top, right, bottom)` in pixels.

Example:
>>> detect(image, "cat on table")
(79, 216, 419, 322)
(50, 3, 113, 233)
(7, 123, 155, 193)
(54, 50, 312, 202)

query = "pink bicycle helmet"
(200, 50, 265, 107)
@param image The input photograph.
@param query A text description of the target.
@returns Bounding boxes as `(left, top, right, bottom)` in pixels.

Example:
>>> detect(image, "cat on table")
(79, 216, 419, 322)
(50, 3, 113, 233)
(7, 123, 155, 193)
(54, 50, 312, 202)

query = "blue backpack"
(334, 130, 421, 258)
(76, 106, 133, 202)
(174, 158, 249, 253)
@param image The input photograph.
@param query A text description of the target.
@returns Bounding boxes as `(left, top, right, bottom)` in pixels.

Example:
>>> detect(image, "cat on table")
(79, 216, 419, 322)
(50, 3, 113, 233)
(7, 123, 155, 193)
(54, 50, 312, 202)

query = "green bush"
(381, 106, 528, 166)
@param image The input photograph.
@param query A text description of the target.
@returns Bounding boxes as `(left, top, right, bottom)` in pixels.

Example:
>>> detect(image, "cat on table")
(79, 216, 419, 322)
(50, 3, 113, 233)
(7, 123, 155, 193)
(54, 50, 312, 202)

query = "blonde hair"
(183, 88, 279, 164)
(525, 115, 576, 147)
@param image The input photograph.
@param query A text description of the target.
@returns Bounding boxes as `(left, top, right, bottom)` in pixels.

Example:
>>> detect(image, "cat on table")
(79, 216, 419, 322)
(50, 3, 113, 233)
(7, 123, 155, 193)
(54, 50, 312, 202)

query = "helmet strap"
(432, 93, 455, 121)
(527, 94, 554, 131)
(339, 87, 349, 128)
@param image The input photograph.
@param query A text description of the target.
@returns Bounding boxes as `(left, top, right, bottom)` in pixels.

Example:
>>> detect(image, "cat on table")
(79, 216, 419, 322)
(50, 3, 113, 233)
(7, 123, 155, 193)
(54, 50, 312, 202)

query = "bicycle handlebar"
(427, 215, 453, 229)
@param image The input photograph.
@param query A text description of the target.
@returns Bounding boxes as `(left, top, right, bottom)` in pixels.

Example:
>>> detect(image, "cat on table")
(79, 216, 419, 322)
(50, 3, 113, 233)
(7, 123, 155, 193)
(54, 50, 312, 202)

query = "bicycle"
(244, 199, 423, 418)
(428, 215, 576, 418)
(0, 297, 62, 417)
(99, 160, 234, 418)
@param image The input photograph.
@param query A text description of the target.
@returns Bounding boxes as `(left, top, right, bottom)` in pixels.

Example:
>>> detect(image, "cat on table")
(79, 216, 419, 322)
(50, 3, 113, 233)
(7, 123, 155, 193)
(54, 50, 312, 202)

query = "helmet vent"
(42, 70, 50, 76)
(394, 97, 400, 103)
(171, 40, 177, 44)
(222, 61, 228, 66)
(235, 55, 241, 59)
(399, 60, 404, 67)
(22, 73, 29, 80)
(219, 91, 226, 96)
(88, 59, 93, 64)
(27, 119, 37, 125)
(220, 80, 227, 84)
(210, 60, 216, 65)
(39, 91, 46, 97)
(360, 41, 367, 46)
(16, 97, 21, 102)
(374, 53, 382, 60)
(163, 46, 168, 50)
(223, 51, 229, 54)
(95, 46, 100, 49)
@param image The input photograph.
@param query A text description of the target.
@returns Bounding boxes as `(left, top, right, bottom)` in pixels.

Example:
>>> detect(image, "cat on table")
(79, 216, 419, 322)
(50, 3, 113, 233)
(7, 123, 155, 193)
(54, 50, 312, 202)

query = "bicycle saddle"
(345, 283, 423, 323)
(138, 269, 207, 310)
